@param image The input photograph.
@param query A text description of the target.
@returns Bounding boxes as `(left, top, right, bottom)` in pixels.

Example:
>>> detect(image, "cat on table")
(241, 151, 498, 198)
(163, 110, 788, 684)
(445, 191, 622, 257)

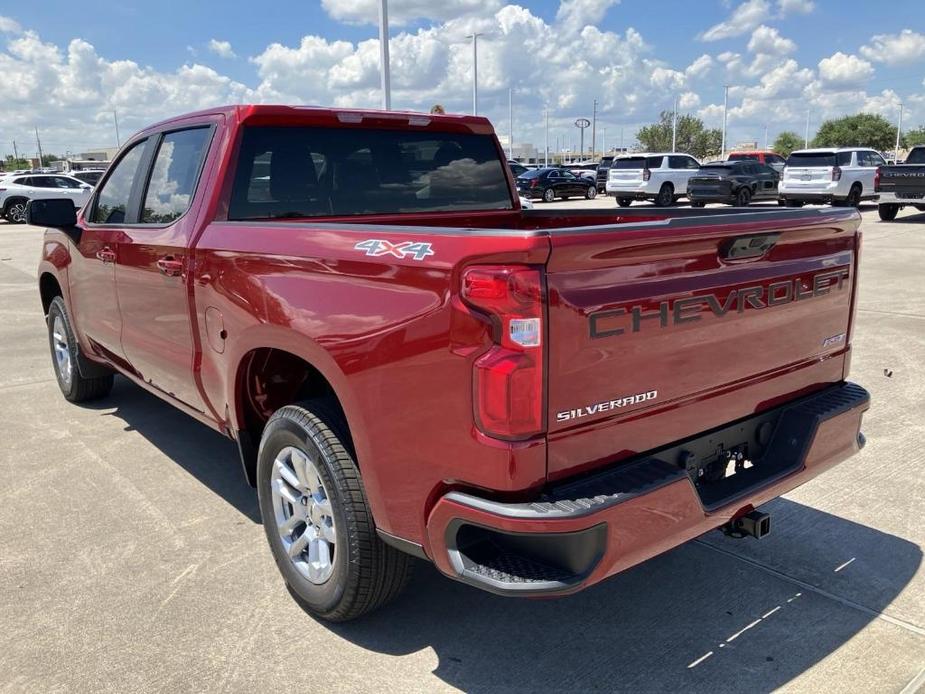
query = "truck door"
(68, 139, 149, 364)
(114, 126, 213, 412)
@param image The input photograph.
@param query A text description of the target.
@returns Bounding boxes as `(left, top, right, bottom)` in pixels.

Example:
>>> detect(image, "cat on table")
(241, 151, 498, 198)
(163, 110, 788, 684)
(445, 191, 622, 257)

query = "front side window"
(142, 128, 211, 224)
(229, 126, 513, 220)
(90, 140, 146, 224)
(53, 176, 82, 189)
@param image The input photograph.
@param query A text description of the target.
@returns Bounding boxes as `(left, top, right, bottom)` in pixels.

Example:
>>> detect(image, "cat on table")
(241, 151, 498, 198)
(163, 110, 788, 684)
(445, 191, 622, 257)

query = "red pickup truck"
(32, 105, 869, 621)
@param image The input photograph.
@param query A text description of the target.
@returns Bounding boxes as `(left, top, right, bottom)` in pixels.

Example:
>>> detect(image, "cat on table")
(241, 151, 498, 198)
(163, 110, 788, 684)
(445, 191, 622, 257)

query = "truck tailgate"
(544, 208, 860, 480)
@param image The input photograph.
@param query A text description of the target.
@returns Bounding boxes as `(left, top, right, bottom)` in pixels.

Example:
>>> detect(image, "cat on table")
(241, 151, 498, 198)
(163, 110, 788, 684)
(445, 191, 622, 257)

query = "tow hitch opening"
(722, 510, 771, 539)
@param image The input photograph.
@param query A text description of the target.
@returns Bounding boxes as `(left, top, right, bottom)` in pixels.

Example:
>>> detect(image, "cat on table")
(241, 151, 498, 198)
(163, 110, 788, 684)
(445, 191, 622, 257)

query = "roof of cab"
(790, 147, 879, 154)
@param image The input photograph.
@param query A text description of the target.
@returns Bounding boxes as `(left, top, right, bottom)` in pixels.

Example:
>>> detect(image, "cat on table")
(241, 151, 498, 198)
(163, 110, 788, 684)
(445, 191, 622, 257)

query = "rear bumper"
(878, 191, 925, 205)
(424, 382, 869, 597)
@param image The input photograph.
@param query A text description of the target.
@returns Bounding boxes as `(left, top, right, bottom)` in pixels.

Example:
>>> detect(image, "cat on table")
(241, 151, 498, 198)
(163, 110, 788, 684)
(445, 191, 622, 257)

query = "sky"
(1, 0, 924, 158)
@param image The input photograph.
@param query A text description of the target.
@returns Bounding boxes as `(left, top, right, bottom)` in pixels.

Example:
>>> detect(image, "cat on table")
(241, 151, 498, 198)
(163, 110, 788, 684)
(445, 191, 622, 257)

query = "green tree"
(903, 126, 925, 149)
(636, 111, 723, 160)
(812, 113, 897, 151)
(772, 131, 803, 157)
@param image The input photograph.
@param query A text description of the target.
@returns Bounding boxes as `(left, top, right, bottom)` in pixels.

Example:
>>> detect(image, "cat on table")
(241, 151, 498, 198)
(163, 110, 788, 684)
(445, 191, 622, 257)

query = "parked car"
(70, 170, 106, 186)
(874, 145, 925, 221)
(726, 151, 787, 173)
(568, 163, 598, 182)
(688, 160, 780, 207)
(779, 148, 884, 208)
(605, 152, 701, 207)
(33, 104, 869, 622)
(508, 161, 529, 178)
(517, 167, 597, 202)
(595, 155, 614, 193)
(1, 173, 92, 223)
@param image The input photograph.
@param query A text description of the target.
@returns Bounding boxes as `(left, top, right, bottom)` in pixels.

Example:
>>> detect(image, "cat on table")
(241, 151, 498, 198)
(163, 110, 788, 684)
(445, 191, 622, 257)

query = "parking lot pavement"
(1, 205, 923, 693)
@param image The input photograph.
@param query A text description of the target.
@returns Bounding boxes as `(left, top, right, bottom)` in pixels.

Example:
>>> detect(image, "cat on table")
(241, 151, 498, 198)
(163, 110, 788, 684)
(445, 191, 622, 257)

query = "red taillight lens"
(462, 266, 544, 440)
(874, 166, 881, 192)
(530, 179, 538, 188)
(832, 166, 842, 181)
(643, 168, 651, 181)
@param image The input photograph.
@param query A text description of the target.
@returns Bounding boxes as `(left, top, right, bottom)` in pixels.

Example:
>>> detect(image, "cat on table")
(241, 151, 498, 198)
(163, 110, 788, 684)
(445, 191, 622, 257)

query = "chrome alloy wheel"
(270, 445, 336, 584)
(52, 314, 72, 389)
(7, 202, 27, 223)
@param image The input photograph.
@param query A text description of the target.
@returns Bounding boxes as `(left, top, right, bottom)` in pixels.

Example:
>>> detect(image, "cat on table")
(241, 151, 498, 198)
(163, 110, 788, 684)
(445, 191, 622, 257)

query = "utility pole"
(508, 88, 514, 159)
(764, 123, 769, 150)
(113, 110, 121, 147)
(672, 95, 679, 152)
(465, 33, 482, 115)
(895, 102, 904, 158)
(591, 99, 597, 159)
(804, 110, 810, 148)
(602, 126, 607, 155)
(544, 107, 549, 167)
(34, 127, 44, 167)
(620, 126, 624, 152)
(720, 85, 729, 158)
(12, 140, 19, 164)
(378, 0, 391, 110)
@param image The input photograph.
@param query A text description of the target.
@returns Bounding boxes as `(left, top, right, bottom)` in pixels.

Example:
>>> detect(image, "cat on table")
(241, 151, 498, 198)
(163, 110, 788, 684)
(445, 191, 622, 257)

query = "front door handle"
(96, 248, 116, 263)
(156, 257, 184, 277)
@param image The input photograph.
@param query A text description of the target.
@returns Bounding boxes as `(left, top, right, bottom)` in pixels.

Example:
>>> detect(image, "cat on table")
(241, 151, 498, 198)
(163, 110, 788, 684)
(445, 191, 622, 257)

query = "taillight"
(832, 166, 842, 181)
(874, 166, 881, 192)
(643, 168, 651, 181)
(462, 266, 544, 440)
(530, 179, 538, 188)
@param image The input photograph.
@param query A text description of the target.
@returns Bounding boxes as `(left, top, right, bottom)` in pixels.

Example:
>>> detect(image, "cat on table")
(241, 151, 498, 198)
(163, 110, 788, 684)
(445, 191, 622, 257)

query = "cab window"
(90, 140, 147, 224)
(141, 128, 211, 224)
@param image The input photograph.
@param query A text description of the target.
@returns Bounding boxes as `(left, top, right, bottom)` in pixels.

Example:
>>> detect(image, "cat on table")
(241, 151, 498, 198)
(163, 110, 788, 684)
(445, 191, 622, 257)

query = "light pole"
(672, 95, 679, 152)
(113, 110, 121, 147)
(804, 110, 810, 148)
(764, 123, 769, 150)
(895, 102, 904, 158)
(34, 127, 44, 167)
(544, 107, 549, 167)
(378, 0, 391, 110)
(508, 88, 513, 159)
(591, 99, 597, 159)
(720, 85, 729, 158)
(465, 33, 483, 115)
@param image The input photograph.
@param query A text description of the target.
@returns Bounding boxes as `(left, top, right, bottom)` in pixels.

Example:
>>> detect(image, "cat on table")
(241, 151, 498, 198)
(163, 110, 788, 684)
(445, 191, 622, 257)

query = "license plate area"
(898, 192, 924, 200)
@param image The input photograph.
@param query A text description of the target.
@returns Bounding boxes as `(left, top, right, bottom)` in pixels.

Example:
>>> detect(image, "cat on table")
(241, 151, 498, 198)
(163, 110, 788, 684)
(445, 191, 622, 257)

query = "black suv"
(595, 156, 614, 193)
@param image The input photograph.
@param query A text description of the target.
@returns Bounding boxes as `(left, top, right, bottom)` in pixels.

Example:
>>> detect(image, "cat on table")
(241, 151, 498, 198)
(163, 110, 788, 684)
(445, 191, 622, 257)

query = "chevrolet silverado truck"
(32, 105, 870, 621)
(875, 145, 925, 221)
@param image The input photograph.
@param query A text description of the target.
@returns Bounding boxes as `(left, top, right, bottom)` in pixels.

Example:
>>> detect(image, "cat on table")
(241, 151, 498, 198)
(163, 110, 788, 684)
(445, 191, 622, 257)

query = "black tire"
(735, 187, 752, 207)
(654, 184, 674, 207)
(878, 204, 900, 221)
(784, 200, 804, 208)
(3, 197, 28, 224)
(257, 400, 412, 621)
(845, 184, 862, 208)
(586, 186, 597, 199)
(543, 188, 556, 203)
(690, 200, 706, 208)
(616, 197, 632, 207)
(47, 296, 114, 402)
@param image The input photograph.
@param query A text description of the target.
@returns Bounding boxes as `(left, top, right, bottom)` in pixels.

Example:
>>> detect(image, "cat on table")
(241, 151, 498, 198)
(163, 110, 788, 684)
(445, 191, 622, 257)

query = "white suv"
(0, 173, 92, 223)
(605, 153, 701, 207)
(779, 148, 884, 207)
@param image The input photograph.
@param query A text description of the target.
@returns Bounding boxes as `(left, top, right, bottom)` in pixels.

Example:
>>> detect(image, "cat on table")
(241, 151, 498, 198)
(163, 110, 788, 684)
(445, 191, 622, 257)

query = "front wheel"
(735, 187, 752, 207)
(616, 197, 632, 207)
(47, 297, 114, 402)
(784, 200, 804, 208)
(257, 400, 412, 621)
(878, 204, 900, 221)
(586, 186, 597, 199)
(543, 188, 556, 203)
(690, 200, 706, 208)
(654, 184, 674, 207)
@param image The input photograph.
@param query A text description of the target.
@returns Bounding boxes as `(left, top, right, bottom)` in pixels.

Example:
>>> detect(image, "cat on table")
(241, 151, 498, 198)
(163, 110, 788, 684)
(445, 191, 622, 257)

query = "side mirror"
(26, 198, 78, 227)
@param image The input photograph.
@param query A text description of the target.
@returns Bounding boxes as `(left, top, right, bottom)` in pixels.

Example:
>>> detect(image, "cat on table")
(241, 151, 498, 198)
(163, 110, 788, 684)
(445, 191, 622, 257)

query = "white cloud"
(747, 26, 795, 55)
(861, 30, 925, 66)
(685, 54, 713, 79)
(679, 91, 700, 109)
(0, 15, 21, 33)
(700, 0, 770, 41)
(818, 52, 874, 88)
(555, 0, 620, 36)
(777, 0, 814, 15)
(319, 0, 500, 25)
(207, 39, 236, 59)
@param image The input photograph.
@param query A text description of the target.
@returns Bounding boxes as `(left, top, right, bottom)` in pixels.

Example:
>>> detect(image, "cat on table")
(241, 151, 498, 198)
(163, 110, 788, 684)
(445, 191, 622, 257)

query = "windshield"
(905, 148, 925, 165)
(787, 152, 836, 167)
(229, 125, 513, 219)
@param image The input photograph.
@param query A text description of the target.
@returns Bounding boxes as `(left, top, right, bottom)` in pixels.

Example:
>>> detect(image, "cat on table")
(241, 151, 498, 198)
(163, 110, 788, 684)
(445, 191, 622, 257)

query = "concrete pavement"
(0, 202, 923, 693)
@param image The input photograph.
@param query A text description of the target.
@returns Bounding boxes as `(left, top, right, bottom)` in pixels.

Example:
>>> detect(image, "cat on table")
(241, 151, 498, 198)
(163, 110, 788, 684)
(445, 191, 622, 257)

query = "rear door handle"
(157, 257, 184, 277)
(96, 248, 116, 263)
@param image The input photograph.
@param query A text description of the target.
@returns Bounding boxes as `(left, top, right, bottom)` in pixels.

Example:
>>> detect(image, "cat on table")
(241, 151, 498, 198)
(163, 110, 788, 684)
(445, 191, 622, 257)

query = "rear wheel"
(878, 204, 900, 221)
(735, 187, 752, 207)
(784, 200, 804, 208)
(585, 186, 597, 199)
(654, 184, 674, 207)
(845, 184, 862, 208)
(257, 400, 413, 621)
(616, 197, 632, 207)
(543, 188, 556, 203)
(3, 198, 28, 224)
(690, 200, 706, 208)
(47, 297, 114, 402)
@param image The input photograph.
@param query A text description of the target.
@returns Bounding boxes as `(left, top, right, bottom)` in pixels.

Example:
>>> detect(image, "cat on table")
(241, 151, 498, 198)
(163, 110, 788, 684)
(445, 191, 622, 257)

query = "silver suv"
(779, 147, 884, 207)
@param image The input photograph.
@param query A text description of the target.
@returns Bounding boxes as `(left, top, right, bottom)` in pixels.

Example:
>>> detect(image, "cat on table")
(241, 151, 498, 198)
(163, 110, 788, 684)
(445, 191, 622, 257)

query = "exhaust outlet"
(722, 510, 771, 539)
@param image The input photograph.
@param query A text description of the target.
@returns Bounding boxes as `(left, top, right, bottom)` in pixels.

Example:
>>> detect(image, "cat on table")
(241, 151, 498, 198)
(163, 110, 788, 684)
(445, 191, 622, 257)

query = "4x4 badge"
(354, 239, 434, 261)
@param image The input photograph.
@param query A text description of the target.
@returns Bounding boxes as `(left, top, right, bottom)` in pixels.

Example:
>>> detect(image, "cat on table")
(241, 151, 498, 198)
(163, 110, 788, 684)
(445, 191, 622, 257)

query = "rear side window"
(646, 156, 664, 169)
(90, 140, 146, 224)
(787, 152, 836, 167)
(836, 151, 853, 166)
(13, 177, 31, 185)
(52, 176, 82, 189)
(766, 154, 785, 166)
(141, 128, 211, 224)
(906, 148, 925, 165)
(229, 126, 513, 219)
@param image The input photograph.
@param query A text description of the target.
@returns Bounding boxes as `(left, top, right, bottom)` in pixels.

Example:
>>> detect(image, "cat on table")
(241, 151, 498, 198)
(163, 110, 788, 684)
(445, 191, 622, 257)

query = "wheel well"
(235, 348, 353, 484)
(3, 196, 28, 212)
(39, 273, 62, 315)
